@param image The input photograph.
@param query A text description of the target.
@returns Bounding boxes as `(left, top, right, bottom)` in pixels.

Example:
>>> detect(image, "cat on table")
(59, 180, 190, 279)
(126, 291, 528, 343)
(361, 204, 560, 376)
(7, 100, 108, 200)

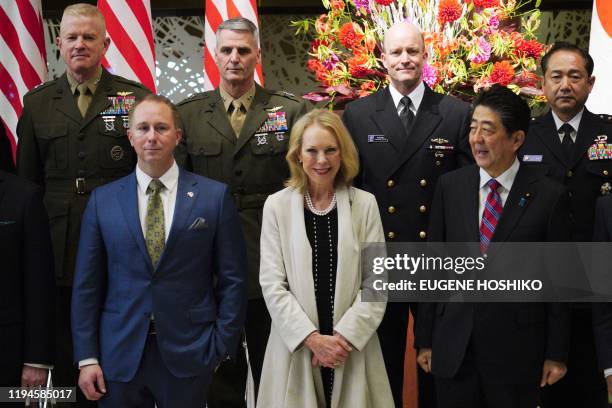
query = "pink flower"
(422, 63, 439, 87)
(353, 0, 370, 12)
(469, 37, 492, 64)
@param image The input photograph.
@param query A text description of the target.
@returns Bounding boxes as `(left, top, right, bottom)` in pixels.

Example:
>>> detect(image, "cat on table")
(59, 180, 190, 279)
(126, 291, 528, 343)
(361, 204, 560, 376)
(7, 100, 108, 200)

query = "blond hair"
(61, 3, 106, 33)
(285, 109, 359, 193)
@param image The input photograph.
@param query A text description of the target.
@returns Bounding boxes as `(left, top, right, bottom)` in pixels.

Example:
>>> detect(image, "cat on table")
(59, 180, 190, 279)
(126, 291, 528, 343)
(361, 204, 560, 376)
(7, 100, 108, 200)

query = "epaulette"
(26, 79, 57, 95)
(176, 91, 212, 106)
(271, 89, 303, 103)
(598, 114, 612, 124)
(113, 76, 149, 90)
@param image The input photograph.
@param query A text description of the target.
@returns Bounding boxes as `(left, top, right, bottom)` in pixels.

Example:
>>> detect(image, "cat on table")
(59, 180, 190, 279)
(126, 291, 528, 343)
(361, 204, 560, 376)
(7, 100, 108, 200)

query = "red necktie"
(480, 179, 502, 253)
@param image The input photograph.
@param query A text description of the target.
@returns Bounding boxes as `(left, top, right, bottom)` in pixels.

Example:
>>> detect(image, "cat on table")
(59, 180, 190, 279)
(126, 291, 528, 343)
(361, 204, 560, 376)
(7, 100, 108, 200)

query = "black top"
(304, 206, 338, 407)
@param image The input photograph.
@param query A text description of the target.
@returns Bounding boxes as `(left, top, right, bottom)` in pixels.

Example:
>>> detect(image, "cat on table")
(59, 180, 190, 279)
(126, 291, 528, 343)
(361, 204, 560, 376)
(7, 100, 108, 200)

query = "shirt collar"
(551, 108, 584, 132)
(219, 84, 256, 112)
(136, 161, 179, 195)
(67, 66, 103, 95)
(389, 81, 425, 113)
(479, 157, 520, 192)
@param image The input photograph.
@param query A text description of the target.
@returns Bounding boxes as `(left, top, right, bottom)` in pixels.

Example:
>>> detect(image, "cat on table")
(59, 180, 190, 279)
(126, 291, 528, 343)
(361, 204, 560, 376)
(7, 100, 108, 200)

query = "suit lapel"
(462, 166, 481, 242)
(205, 89, 237, 145)
(117, 173, 153, 271)
(235, 85, 270, 154)
(160, 169, 198, 265)
(392, 85, 443, 175)
(53, 75, 83, 125)
(81, 69, 114, 129)
(572, 109, 599, 166)
(535, 112, 568, 165)
(492, 165, 534, 243)
(370, 87, 406, 152)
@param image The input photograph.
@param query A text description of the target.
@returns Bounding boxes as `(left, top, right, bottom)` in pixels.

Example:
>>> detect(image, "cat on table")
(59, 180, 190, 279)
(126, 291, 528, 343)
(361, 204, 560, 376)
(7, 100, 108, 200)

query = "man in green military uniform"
(176, 17, 309, 407)
(16, 4, 150, 405)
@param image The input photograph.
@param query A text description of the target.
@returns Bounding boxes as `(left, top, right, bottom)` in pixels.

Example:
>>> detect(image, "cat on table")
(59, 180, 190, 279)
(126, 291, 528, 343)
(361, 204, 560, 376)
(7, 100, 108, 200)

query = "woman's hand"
(305, 331, 352, 368)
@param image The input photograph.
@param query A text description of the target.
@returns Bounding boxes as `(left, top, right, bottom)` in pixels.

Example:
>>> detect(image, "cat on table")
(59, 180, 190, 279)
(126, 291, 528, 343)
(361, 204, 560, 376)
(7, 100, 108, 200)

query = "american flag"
(0, 0, 47, 162)
(203, 0, 264, 91)
(98, 0, 156, 92)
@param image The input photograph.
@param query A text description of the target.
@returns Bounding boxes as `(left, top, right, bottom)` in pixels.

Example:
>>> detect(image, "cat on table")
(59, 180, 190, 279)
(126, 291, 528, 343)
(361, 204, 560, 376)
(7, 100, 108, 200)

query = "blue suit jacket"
(71, 168, 247, 382)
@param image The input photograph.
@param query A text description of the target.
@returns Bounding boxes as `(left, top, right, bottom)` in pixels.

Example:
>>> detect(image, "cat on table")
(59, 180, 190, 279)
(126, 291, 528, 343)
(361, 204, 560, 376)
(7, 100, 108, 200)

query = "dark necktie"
(399, 96, 415, 135)
(480, 179, 502, 254)
(559, 123, 575, 161)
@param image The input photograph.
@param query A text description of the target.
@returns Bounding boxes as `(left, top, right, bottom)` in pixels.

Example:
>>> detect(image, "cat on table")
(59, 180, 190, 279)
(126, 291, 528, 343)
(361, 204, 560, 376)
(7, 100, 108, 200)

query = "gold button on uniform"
(604, 170, 609, 176)
(388, 206, 396, 214)
(420, 179, 427, 187)
(419, 205, 427, 213)
(387, 231, 396, 239)
(387, 180, 395, 187)
(567, 170, 573, 177)
(419, 231, 427, 239)
(435, 160, 441, 166)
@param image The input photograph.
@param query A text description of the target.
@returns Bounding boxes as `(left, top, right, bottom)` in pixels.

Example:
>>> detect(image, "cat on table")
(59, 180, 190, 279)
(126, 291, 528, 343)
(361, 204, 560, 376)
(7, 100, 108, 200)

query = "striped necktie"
(480, 179, 502, 254)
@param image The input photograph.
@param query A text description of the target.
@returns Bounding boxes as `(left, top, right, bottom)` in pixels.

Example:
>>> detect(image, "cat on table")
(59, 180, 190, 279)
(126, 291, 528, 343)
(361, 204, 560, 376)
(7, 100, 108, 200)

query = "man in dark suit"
(519, 42, 612, 407)
(0, 170, 54, 389)
(16, 4, 150, 402)
(342, 21, 472, 407)
(0, 125, 15, 173)
(72, 94, 247, 407)
(591, 196, 612, 402)
(176, 17, 309, 406)
(415, 85, 570, 408)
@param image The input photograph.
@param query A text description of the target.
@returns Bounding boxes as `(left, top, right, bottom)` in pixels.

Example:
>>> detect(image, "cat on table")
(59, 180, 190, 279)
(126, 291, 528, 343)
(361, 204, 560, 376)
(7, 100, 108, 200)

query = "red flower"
(374, 0, 394, 5)
(350, 65, 374, 78)
(514, 38, 543, 59)
(438, 0, 462, 26)
(310, 39, 330, 53)
(473, 0, 499, 8)
(490, 61, 515, 86)
(361, 81, 376, 91)
(339, 22, 364, 49)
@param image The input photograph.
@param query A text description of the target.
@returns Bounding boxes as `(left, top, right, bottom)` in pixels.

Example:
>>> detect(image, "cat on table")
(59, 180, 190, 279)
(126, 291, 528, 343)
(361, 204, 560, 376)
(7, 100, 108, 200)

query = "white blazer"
(257, 185, 394, 408)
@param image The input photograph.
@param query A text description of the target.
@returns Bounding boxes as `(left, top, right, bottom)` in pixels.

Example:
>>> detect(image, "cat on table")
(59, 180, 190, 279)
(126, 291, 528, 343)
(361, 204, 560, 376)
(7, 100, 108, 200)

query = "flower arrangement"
(292, 0, 546, 108)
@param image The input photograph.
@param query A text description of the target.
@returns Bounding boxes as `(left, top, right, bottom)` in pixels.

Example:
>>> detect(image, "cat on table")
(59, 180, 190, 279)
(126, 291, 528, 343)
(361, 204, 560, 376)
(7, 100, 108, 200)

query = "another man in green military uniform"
(176, 17, 309, 407)
(16, 4, 150, 405)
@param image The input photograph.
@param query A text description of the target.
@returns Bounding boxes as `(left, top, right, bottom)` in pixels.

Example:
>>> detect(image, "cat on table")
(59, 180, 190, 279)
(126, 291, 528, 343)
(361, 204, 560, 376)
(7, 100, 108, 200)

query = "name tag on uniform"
(368, 134, 388, 143)
(522, 154, 543, 162)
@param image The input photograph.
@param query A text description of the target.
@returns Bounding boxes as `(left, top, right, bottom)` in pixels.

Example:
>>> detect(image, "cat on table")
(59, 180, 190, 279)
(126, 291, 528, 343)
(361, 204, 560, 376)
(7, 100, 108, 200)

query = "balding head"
(381, 22, 427, 95)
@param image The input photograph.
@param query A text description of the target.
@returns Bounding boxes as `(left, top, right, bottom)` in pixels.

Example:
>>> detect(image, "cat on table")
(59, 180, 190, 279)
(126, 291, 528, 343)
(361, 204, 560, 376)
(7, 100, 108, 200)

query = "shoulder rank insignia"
(588, 135, 612, 160)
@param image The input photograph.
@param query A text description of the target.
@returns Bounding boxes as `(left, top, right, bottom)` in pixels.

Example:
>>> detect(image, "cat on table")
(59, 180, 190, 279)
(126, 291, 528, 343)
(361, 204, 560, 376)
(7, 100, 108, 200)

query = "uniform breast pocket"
(250, 132, 289, 156)
(187, 139, 225, 180)
(34, 124, 69, 170)
(98, 120, 134, 169)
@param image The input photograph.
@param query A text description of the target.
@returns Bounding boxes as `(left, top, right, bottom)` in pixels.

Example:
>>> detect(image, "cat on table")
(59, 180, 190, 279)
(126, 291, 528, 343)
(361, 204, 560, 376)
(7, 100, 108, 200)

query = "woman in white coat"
(257, 109, 393, 408)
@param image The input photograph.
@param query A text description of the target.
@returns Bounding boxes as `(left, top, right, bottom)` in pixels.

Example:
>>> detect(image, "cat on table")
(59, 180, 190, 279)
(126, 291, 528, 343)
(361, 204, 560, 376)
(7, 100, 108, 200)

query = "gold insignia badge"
(267, 106, 283, 112)
(117, 91, 133, 96)
(431, 138, 450, 144)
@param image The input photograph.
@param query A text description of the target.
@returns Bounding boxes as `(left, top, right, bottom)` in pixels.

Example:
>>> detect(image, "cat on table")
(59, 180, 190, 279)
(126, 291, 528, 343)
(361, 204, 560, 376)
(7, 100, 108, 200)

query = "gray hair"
(216, 17, 259, 47)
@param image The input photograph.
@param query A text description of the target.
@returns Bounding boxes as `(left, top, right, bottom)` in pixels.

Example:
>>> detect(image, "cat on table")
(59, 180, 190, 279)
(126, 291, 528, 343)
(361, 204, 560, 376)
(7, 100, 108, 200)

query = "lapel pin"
(187, 191, 194, 198)
(519, 193, 530, 207)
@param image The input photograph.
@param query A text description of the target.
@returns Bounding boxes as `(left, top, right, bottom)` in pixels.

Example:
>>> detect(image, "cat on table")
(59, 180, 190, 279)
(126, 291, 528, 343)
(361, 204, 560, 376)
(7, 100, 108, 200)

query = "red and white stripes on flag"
(0, 0, 47, 161)
(587, 0, 612, 114)
(98, 0, 156, 92)
(203, 0, 264, 91)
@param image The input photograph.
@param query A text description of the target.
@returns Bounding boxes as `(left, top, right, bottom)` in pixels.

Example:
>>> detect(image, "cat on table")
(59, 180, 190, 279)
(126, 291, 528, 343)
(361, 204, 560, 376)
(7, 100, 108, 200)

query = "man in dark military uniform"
(16, 4, 150, 405)
(519, 41, 612, 408)
(342, 22, 472, 408)
(175, 17, 309, 408)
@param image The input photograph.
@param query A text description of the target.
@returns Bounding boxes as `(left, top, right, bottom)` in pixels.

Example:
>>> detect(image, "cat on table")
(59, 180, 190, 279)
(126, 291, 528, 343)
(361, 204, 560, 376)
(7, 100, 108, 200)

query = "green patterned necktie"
(146, 179, 165, 267)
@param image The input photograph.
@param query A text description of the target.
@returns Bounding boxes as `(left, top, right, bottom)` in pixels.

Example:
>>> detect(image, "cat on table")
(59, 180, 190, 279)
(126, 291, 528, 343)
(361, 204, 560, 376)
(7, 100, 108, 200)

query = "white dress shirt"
(389, 81, 425, 118)
(478, 158, 520, 224)
(551, 108, 583, 144)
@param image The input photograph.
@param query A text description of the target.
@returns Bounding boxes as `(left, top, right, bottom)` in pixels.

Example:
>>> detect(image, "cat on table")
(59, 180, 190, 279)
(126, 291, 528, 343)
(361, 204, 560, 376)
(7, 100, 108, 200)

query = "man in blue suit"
(71, 94, 247, 407)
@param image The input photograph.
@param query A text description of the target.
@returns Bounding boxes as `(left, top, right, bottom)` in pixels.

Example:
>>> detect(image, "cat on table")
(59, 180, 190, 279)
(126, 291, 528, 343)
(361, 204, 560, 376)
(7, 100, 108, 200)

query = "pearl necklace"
(305, 190, 337, 216)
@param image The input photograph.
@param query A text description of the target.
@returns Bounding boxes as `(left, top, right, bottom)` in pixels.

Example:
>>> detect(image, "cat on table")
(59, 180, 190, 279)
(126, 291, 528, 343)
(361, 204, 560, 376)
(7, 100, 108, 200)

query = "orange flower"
(315, 14, 331, 34)
(330, 0, 345, 13)
(490, 61, 515, 86)
(338, 22, 364, 49)
(438, 0, 462, 26)
(361, 81, 376, 91)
